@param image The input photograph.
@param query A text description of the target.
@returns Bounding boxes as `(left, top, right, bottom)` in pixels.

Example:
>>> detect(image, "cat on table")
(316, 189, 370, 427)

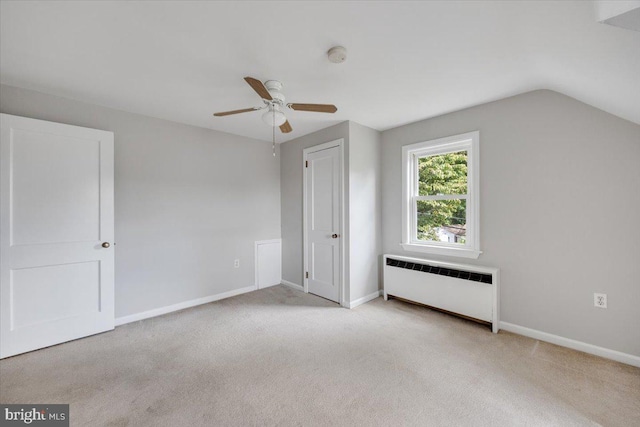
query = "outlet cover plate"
(594, 293, 607, 308)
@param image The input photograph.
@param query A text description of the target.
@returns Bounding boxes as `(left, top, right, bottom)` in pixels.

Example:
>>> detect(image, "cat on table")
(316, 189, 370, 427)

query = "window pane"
(416, 199, 466, 244)
(418, 151, 467, 196)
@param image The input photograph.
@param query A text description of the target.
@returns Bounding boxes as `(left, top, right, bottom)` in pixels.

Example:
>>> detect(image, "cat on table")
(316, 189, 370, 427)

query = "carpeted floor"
(1, 285, 638, 426)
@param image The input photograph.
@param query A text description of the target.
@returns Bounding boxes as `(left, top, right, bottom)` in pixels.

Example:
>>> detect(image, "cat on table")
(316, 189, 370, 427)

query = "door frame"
(302, 138, 346, 307)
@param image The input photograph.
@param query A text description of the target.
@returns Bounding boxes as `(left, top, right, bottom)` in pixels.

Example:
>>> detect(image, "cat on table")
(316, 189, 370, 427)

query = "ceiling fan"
(213, 77, 338, 134)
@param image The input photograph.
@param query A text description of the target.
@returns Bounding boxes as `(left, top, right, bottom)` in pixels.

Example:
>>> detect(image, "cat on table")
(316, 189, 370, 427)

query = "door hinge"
(305, 160, 308, 168)
(305, 271, 309, 279)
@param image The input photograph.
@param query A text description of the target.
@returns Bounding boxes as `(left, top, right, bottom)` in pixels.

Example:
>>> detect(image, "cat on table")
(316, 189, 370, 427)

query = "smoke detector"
(327, 46, 347, 63)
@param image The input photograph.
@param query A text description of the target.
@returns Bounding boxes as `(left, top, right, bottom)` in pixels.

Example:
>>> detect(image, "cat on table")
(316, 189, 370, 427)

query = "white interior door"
(304, 143, 341, 303)
(0, 114, 115, 359)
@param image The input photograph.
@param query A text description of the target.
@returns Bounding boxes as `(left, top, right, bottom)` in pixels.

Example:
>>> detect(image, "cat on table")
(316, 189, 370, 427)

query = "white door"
(304, 143, 341, 303)
(0, 114, 115, 359)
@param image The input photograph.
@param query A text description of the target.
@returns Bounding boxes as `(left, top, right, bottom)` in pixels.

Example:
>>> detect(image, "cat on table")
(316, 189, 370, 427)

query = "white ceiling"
(1, 1, 639, 142)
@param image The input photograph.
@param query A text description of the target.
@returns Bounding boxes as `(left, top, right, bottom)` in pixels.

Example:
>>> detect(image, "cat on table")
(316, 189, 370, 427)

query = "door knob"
(331, 234, 339, 239)
(101, 242, 110, 248)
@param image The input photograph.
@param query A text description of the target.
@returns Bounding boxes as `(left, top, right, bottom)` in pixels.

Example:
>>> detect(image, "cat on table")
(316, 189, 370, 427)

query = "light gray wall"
(348, 122, 382, 301)
(0, 84, 281, 318)
(280, 122, 349, 289)
(382, 90, 640, 356)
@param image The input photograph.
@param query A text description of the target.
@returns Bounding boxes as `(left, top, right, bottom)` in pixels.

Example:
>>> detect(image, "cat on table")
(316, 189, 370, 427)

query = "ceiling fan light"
(261, 108, 287, 127)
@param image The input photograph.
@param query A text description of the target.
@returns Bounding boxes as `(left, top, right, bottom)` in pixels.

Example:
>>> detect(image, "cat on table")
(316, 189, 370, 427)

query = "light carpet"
(1, 285, 639, 426)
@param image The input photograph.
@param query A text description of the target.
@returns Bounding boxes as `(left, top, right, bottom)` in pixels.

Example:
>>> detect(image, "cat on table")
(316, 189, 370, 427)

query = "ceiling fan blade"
(213, 108, 257, 117)
(279, 120, 292, 134)
(288, 103, 337, 113)
(244, 77, 273, 100)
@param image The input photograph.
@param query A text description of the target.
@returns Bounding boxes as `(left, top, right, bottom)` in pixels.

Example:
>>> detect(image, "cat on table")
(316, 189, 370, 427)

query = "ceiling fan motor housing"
(264, 80, 285, 105)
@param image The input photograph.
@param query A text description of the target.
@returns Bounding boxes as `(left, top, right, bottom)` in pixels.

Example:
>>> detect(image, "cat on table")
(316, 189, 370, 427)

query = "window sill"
(400, 243, 482, 259)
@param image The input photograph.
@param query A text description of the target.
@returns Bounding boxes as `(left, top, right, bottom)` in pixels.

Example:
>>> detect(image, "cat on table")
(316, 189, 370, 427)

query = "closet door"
(305, 144, 341, 303)
(0, 114, 115, 358)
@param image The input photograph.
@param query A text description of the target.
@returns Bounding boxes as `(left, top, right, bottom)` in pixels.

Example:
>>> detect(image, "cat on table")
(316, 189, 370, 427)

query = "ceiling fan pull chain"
(272, 108, 276, 157)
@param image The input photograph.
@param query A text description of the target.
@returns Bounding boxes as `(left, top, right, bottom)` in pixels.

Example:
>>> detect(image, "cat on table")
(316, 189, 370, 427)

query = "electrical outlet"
(594, 293, 607, 308)
(234, 259, 240, 268)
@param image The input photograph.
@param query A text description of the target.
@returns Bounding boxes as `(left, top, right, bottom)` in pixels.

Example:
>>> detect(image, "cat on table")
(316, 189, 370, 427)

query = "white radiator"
(383, 255, 500, 333)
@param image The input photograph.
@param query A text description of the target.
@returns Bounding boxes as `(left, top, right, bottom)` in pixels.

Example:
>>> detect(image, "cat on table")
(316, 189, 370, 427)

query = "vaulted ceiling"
(1, 1, 638, 142)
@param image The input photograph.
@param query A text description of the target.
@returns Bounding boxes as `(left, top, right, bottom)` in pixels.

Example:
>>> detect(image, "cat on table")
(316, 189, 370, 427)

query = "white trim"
(500, 321, 640, 368)
(115, 285, 257, 326)
(401, 131, 480, 258)
(280, 280, 304, 292)
(339, 139, 346, 309)
(347, 290, 383, 309)
(303, 138, 345, 306)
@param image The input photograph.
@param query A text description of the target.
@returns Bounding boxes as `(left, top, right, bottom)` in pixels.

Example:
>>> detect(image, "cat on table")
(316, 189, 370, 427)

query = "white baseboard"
(347, 290, 383, 309)
(115, 285, 257, 326)
(280, 280, 304, 292)
(499, 321, 640, 368)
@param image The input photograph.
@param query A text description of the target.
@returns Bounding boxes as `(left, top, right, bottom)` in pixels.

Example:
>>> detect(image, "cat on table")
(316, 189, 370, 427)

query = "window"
(401, 131, 480, 258)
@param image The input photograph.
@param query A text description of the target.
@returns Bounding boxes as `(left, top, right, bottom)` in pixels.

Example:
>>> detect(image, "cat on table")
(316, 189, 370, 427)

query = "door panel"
(311, 243, 334, 285)
(10, 129, 101, 245)
(11, 261, 100, 329)
(311, 156, 334, 231)
(305, 145, 340, 303)
(0, 114, 114, 359)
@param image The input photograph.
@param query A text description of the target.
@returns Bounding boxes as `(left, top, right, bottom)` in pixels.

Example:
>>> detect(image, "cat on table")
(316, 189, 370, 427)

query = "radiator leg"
(383, 292, 388, 301)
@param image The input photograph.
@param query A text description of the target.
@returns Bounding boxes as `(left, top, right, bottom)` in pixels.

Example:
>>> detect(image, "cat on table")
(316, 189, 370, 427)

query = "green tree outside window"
(417, 151, 467, 242)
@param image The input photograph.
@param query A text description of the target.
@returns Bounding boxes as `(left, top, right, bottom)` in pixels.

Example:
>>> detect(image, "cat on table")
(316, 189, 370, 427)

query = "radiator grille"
(386, 258, 492, 284)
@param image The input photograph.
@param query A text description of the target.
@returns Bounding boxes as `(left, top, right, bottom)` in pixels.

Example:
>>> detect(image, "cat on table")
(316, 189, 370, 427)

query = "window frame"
(401, 131, 481, 259)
